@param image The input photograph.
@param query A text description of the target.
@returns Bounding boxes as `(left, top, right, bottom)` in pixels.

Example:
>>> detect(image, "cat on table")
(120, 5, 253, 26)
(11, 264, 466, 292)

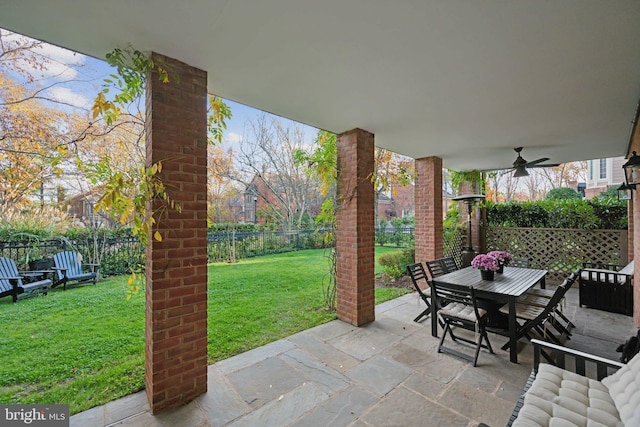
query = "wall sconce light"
(617, 183, 632, 200)
(622, 151, 640, 188)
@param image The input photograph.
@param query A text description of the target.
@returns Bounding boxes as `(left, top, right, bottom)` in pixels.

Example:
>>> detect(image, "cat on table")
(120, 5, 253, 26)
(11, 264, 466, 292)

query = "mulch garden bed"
(375, 274, 413, 289)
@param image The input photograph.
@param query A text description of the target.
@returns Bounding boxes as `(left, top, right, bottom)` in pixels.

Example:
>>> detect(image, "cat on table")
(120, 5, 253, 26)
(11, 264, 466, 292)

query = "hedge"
(486, 197, 627, 230)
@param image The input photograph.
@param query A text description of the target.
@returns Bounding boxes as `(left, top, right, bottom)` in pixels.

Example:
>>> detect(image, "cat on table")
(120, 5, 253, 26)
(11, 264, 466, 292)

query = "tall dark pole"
(253, 196, 258, 224)
(465, 201, 473, 251)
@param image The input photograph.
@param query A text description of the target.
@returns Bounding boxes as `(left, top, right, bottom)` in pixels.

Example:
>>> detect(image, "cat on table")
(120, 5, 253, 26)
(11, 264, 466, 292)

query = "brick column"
(145, 53, 208, 413)
(628, 198, 634, 264)
(336, 128, 375, 326)
(633, 192, 640, 326)
(415, 157, 443, 263)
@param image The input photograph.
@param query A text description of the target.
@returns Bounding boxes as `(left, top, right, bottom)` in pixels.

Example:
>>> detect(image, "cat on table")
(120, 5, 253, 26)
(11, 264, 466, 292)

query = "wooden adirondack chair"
(0, 257, 51, 302)
(52, 251, 99, 290)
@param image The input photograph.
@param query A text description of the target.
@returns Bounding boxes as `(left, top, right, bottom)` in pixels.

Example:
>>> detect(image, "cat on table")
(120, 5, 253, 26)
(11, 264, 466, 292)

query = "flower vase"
(480, 270, 495, 281)
(497, 263, 504, 274)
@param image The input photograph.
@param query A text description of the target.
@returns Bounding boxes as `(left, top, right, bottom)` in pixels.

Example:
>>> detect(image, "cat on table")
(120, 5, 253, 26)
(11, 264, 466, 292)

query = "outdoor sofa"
(579, 260, 634, 316)
(507, 339, 640, 426)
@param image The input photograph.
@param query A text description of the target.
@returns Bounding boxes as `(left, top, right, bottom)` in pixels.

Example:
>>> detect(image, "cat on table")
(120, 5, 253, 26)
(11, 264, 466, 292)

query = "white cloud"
(36, 43, 86, 80)
(46, 87, 90, 109)
(225, 132, 243, 144)
(2, 30, 86, 80)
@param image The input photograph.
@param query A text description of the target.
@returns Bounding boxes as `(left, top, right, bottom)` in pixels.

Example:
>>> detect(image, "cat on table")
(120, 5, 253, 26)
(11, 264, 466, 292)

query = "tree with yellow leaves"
(0, 74, 71, 210)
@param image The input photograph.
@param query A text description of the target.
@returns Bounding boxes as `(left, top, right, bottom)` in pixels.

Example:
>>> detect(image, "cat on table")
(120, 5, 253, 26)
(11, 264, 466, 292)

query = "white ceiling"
(2, 0, 639, 171)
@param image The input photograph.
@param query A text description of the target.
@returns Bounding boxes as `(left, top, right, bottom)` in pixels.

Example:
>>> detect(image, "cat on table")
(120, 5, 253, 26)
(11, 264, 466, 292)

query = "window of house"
(599, 158, 607, 179)
(84, 200, 94, 216)
(589, 160, 593, 180)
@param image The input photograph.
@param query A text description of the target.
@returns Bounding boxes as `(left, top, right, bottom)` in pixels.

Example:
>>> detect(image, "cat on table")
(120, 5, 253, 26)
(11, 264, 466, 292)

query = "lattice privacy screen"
(485, 227, 628, 284)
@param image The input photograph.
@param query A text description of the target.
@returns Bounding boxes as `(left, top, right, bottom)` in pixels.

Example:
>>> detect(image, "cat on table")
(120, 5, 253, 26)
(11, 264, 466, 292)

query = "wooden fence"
(485, 227, 628, 284)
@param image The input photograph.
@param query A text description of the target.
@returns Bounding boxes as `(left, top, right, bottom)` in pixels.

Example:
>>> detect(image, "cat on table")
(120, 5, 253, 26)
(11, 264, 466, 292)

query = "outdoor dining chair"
(499, 272, 578, 359)
(432, 281, 494, 367)
(406, 263, 432, 323)
(441, 256, 459, 273)
(425, 259, 448, 279)
(518, 276, 577, 336)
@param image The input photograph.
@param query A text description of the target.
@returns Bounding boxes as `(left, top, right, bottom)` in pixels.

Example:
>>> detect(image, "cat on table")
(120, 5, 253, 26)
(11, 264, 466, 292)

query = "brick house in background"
(242, 174, 323, 225)
(377, 169, 455, 222)
(245, 170, 454, 225)
(227, 195, 245, 223)
(377, 184, 415, 221)
(67, 188, 115, 228)
(585, 157, 626, 199)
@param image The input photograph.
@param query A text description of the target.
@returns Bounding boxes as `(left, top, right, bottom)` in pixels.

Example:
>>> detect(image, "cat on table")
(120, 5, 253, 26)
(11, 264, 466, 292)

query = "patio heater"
(452, 194, 486, 267)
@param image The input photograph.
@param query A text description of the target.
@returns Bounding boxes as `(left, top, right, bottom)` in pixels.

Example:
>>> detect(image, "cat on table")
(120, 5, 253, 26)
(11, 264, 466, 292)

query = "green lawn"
(0, 247, 410, 414)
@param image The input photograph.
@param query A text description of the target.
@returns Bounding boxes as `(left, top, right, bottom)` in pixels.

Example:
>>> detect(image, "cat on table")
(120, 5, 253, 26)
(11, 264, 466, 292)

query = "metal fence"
(6, 227, 621, 283)
(375, 227, 415, 248)
(207, 229, 334, 262)
(0, 227, 478, 277)
(0, 237, 145, 277)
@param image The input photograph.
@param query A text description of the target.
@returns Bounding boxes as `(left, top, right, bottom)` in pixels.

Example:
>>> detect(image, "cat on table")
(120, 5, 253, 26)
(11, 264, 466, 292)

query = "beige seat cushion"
(602, 351, 640, 425)
(618, 260, 634, 276)
(513, 363, 622, 427)
(438, 302, 486, 322)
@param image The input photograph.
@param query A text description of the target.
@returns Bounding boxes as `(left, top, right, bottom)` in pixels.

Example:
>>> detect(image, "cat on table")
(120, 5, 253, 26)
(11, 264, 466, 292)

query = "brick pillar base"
(415, 157, 443, 263)
(336, 128, 375, 326)
(145, 52, 208, 413)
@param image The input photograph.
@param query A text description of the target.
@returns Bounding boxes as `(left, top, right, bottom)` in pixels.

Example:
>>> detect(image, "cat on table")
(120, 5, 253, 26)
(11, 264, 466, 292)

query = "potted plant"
(471, 253, 500, 281)
(487, 250, 513, 273)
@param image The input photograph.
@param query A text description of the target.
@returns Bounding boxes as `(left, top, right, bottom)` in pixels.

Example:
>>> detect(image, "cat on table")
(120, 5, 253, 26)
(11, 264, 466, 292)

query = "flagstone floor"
(71, 286, 636, 427)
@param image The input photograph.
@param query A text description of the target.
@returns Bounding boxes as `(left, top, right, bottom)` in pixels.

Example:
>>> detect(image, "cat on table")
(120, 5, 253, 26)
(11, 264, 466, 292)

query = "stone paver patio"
(71, 287, 635, 427)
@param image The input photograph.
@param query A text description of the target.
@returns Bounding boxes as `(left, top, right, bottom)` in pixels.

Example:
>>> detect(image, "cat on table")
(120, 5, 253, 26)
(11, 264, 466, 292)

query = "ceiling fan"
(504, 147, 560, 177)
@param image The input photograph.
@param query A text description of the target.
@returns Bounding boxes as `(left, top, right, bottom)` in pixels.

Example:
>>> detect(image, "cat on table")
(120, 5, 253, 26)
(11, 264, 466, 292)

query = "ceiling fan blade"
(524, 157, 550, 167)
(527, 163, 560, 168)
(474, 167, 515, 173)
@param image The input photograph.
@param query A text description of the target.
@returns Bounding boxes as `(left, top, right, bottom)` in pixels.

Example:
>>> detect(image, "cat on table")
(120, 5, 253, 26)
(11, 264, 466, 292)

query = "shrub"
(486, 198, 627, 230)
(590, 197, 628, 229)
(390, 217, 403, 229)
(443, 208, 463, 240)
(378, 247, 415, 279)
(0, 205, 71, 240)
(545, 187, 581, 200)
(597, 186, 620, 199)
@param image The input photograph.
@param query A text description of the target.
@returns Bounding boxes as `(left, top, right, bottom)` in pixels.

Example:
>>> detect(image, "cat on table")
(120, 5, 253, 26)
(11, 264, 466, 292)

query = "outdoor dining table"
(430, 265, 547, 363)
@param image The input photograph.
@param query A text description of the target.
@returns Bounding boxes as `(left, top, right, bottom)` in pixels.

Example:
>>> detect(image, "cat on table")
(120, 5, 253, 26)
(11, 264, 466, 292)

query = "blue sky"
(0, 28, 318, 150)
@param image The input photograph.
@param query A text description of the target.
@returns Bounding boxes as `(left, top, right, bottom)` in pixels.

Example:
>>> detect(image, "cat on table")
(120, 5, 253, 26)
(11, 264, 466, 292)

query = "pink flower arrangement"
(487, 251, 513, 265)
(471, 254, 499, 271)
